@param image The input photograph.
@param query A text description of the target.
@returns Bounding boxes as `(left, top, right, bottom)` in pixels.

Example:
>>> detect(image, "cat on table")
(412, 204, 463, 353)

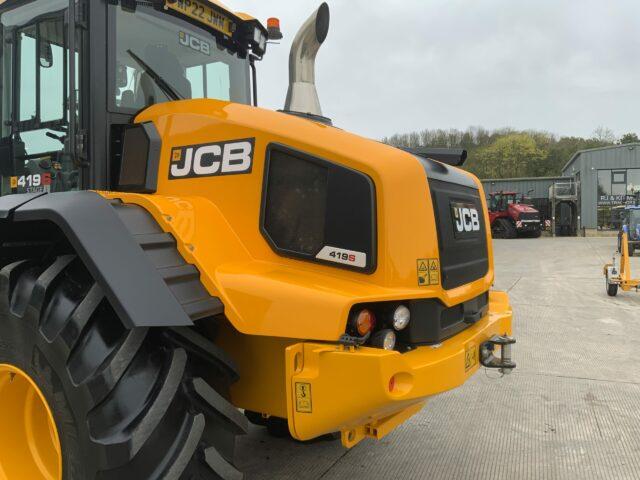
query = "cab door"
(0, 1, 83, 196)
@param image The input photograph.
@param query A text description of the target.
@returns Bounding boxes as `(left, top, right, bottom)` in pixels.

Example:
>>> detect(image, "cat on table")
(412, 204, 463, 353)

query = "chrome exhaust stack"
(283, 2, 330, 122)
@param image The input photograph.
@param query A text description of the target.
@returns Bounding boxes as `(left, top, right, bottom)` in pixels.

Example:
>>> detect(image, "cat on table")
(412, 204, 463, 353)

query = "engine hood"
(138, 99, 424, 181)
(127, 99, 494, 339)
(510, 203, 538, 214)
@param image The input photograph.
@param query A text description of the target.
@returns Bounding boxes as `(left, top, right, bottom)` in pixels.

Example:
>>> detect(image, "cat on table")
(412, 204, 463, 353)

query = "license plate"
(464, 343, 478, 372)
(166, 0, 235, 37)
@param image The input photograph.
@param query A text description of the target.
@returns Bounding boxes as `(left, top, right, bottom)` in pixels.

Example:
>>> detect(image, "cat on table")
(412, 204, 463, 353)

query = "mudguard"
(0, 191, 220, 328)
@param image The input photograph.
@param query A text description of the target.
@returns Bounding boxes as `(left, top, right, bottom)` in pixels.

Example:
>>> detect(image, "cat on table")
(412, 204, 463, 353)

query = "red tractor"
(488, 191, 542, 238)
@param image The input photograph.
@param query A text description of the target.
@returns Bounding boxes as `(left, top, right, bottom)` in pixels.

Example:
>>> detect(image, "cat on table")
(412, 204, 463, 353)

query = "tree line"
(382, 127, 640, 179)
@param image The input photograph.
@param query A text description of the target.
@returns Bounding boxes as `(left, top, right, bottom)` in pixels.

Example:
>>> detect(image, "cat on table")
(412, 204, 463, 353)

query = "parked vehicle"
(0, 1, 515, 478)
(488, 191, 542, 238)
(617, 205, 640, 256)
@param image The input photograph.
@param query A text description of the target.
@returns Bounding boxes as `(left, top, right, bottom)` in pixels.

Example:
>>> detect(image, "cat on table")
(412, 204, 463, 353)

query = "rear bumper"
(284, 290, 513, 447)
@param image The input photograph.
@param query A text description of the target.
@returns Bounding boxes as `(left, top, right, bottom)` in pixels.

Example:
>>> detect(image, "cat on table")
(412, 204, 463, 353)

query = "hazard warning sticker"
(417, 258, 440, 286)
(295, 382, 312, 413)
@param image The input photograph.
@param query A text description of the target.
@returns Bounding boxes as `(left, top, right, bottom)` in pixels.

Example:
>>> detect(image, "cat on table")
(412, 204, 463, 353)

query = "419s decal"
(169, 138, 255, 179)
(316, 246, 367, 268)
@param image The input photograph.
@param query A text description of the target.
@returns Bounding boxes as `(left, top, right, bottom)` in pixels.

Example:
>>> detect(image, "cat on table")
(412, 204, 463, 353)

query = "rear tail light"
(352, 309, 376, 337)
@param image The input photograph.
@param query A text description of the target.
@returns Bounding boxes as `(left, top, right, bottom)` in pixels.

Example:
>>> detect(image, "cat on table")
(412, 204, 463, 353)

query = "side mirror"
(39, 40, 53, 68)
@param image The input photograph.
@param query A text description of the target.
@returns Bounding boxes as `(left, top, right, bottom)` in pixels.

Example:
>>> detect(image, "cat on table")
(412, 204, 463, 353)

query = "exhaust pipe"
(283, 2, 330, 122)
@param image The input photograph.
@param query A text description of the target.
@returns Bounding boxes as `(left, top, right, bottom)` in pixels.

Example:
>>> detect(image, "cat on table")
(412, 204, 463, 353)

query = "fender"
(0, 191, 221, 328)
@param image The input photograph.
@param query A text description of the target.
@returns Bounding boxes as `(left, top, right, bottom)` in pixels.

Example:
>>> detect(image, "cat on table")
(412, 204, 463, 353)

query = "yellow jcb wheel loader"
(0, 0, 515, 478)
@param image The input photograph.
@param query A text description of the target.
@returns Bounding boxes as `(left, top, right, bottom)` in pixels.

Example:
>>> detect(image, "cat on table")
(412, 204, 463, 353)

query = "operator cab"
(489, 192, 517, 211)
(0, 0, 268, 197)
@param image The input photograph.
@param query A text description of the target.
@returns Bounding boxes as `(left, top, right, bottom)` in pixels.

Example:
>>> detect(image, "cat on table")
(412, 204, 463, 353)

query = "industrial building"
(562, 142, 640, 231)
(482, 143, 640, 235)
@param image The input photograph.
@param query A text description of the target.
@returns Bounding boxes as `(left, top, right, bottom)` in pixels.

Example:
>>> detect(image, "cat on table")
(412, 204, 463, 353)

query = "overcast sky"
(231, 0, 640, 141)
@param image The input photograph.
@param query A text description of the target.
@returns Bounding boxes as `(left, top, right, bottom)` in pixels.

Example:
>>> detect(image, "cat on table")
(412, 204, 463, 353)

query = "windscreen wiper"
(127, 49, 184, 102)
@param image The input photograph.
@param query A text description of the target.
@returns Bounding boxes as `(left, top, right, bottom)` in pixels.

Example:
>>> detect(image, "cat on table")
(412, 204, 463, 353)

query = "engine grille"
(428, 178, 489, 290)
(519, 212, 540, 221)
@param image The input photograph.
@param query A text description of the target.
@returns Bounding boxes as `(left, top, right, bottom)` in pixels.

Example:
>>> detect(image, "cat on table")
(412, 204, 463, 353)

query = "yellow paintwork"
(215, 290, 512, 444)
(102, 99, 495, 341)
(4, 0, 512, 458)
(96, 96, 512, 443)
(0, 364, 62, 480)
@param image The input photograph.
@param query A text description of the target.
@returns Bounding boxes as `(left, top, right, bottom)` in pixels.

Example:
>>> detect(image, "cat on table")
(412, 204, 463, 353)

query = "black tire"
(0, 255, 247, 480)
(629, 245, 635, 257)
(491, 219, 506, 239)
(606, 278, 618, 297)
(244, 410, 267, 427)
(529, 229, 542, 238)
(265, 417, 291, 438)
(492, 218, 517, 239)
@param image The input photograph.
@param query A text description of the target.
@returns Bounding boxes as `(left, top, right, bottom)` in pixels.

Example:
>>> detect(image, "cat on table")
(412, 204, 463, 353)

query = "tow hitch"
(480, 335, 516, 374)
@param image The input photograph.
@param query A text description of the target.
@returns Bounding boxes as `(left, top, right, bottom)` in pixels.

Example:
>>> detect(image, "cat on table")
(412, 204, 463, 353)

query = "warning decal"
(464, 342, 478, 372)
(295, 382, 312, 413)
(417, 258, 440, 286)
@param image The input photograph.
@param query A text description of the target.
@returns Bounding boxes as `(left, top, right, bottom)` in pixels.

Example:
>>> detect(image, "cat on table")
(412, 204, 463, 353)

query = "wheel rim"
(0, 364, 62, 480)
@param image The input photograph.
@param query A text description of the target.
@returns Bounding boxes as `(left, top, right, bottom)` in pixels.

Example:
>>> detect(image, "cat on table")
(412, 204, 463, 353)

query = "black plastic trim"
(115, 122, 161, 193)
(0, 193, 45, 219)
(404, 147, 468, 167)
(400, 292, 489, 345)
(109, 200, 223, 321)
(428, 179, 489, 290)
(415, 154, 478, 189)
(260, 143, 378, 274)
(278, 110, 333, 126)
(0, 191, 193, 328)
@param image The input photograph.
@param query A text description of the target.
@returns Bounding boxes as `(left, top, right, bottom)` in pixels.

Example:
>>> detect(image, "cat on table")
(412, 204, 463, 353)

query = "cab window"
(110, 5, 251, 112)
(0, 1, 81, 196)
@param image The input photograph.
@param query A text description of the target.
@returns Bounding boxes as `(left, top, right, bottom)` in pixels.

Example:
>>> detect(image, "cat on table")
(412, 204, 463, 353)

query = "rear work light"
(392, 305, 411, 331)
(371, 329, 396, 350)
(351, 309, 376, 337)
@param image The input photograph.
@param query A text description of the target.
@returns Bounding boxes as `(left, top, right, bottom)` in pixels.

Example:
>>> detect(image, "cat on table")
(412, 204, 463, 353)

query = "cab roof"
(0, 0, 261, 24)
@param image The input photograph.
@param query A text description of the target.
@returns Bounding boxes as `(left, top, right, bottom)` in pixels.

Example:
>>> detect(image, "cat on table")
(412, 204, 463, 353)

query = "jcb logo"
(179, 31, 210, 55)
(452, 202, 481, 236)
(170, 138, 255, 179)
